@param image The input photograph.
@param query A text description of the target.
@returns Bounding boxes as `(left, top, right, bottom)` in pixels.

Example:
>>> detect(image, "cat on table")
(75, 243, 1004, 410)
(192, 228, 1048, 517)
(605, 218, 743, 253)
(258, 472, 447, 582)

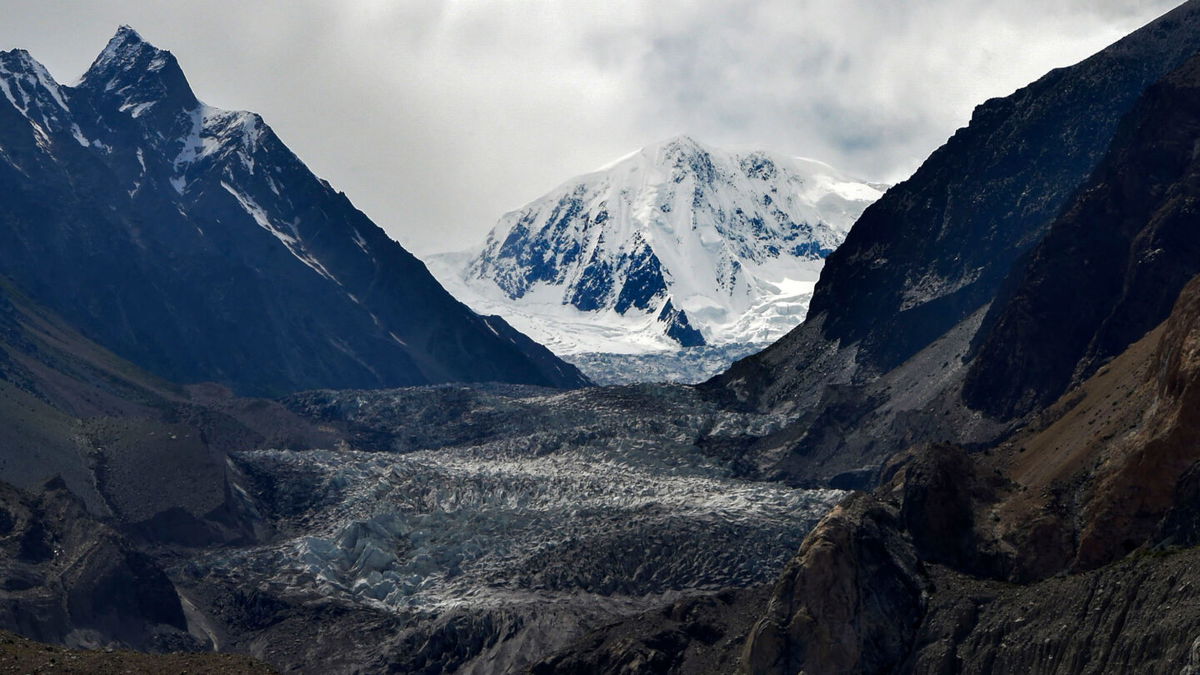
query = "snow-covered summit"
(429, 136, 885, 360)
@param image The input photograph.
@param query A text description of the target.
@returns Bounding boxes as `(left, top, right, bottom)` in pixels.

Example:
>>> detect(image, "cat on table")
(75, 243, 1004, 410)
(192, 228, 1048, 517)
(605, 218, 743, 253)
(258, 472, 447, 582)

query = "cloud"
(628, 0, 1182, 181)
(0, 0, 1182, 254)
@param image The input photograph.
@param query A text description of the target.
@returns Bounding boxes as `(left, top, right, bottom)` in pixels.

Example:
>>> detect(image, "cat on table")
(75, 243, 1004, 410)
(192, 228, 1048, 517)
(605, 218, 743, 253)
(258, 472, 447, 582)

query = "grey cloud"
(0, 0, 1183, 254)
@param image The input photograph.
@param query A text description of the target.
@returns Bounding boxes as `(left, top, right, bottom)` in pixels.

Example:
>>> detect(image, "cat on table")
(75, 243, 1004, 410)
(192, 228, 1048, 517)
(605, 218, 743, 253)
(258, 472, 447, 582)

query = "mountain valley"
(4, 4, 1200, 675)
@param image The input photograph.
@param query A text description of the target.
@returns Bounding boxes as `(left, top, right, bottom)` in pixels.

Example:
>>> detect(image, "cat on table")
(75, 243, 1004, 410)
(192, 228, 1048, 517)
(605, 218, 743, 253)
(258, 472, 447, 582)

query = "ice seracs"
(428, 135, 885, 381)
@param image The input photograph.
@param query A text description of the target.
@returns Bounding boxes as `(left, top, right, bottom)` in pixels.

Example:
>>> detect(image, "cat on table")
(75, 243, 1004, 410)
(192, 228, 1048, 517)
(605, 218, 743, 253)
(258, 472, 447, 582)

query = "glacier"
(178, 384, 843, 672)
(428, 135, 884, 383)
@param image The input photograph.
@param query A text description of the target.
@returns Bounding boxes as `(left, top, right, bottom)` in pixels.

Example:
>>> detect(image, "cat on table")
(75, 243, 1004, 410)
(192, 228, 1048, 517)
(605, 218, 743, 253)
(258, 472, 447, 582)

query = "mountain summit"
(430, 136, 883, 362)
(79, 25, 198, 114)
(0, 27, 588, 394)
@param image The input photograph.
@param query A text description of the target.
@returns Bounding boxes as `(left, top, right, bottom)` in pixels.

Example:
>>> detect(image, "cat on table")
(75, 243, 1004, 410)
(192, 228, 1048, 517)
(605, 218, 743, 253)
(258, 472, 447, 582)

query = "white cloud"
(0, 0, 1183, 253)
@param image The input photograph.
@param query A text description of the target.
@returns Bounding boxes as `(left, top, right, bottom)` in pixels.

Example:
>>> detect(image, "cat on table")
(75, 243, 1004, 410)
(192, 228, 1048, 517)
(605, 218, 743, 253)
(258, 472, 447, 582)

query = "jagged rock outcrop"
(740, 492, 928, 674)
(737, 274, 1200, 674)
(0, 478, 192, 651)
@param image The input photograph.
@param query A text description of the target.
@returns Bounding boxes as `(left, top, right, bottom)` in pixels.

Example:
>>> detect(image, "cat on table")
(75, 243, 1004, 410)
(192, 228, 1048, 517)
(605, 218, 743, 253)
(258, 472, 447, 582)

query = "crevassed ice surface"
(188, 384, 843, 671)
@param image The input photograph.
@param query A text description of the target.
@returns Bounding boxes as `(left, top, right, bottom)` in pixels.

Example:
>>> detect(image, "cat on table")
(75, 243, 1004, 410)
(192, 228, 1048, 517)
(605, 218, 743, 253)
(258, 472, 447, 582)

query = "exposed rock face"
(0, 478, 191, 651)
(736, 274, 1200, 674)
(0, 28, 587, 396)
(965, 50, 1200, 418)
(702, 4, 1200, 489)
(741, 493, 927, 674)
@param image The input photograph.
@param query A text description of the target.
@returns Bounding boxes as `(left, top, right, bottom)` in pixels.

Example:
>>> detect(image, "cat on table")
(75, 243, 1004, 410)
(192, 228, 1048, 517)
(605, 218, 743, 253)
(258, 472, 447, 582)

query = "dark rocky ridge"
(0, 27, 587, 397)
(736, 274, 1200, 673)
(720, 0, 1200, 405)
(701, 1, 1200, 488)
(964, 48, 1200, 418)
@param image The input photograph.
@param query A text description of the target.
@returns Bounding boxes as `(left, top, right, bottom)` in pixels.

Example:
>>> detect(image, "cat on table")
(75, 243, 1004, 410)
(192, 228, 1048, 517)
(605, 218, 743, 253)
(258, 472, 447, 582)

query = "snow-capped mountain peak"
(429, 136, 885, 373)
(80, 25, 198, 123)
(0, 26, 590, 393)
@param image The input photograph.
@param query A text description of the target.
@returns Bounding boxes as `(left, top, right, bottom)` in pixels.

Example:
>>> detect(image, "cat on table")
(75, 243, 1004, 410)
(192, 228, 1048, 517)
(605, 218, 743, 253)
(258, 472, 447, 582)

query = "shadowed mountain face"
(963, 51, 1200, 418)
(0, 27, 588, 397)
(0, 277, 334, 650)
(693, 2, 1200, 489)
(711, 0, 1200, 414)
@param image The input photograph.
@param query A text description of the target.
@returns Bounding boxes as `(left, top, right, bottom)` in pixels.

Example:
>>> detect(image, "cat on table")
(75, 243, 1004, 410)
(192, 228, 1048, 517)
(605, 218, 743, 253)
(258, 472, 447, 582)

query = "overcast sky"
(0, 1, 1183, 254)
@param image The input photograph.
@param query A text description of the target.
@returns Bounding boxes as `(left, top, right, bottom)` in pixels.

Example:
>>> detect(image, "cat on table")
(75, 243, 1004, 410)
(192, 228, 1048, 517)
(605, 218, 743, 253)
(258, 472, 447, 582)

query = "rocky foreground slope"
(735, 272, 1200, 674)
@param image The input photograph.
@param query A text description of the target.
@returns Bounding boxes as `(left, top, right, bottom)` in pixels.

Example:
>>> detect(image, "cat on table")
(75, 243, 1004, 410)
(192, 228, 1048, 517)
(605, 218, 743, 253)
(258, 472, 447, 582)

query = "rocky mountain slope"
(0, 27, 586, 396)
(963, 47, 1200, 419)
(703, 0, 1200, 486)
(736, 272, 1200, 674)
(428, 136, 882, 382)
(527, 6, 1200, 673)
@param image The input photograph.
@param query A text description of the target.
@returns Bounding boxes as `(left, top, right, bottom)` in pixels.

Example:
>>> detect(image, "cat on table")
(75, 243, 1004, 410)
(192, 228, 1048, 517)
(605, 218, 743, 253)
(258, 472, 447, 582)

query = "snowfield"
(428, 136, 883, 383)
